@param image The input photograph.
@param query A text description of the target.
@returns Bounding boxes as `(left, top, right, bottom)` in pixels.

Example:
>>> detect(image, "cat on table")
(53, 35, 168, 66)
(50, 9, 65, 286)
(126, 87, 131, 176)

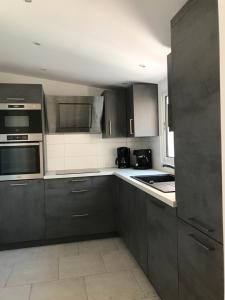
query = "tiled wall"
(45, 134, 150, 171)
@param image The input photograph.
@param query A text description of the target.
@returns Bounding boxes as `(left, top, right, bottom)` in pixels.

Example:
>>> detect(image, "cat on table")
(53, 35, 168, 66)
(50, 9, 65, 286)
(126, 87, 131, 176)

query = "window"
(161, 94, 174, 165)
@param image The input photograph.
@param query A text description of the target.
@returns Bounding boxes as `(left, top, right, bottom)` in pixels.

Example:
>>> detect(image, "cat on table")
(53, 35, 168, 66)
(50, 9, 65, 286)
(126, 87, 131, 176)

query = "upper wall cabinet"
(102, 89, 127, 138)
(0, 84, 44, 103)
(167, 54, 174, 131)
(127, 83, 158, 137)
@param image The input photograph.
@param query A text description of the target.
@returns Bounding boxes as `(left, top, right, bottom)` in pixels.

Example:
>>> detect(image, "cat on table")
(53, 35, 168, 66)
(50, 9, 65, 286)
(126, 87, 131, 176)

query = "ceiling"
(0, 0, 187, 87)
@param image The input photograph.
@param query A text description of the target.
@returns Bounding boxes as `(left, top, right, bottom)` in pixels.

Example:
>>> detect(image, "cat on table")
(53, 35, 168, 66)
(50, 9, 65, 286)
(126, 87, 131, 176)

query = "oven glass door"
(0, 143, 42, 176)
(0, 110, 42, 134)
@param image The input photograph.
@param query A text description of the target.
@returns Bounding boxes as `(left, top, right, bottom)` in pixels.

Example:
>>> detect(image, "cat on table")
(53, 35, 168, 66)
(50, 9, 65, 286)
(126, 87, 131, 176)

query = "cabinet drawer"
(45, 188, 114, 218)
(45, 213, 115, 239)
(45, 177, 92, 191)
(178, 220, 223, 300)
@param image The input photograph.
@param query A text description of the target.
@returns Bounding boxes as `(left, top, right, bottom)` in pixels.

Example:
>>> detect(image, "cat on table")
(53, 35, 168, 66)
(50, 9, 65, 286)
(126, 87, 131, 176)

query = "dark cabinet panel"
(167, 53, 173, 131)
(102, 89, 127, 138)
(0, 180, 45, 244)
(147, 197, 178, 300)
(0, 84, 43, 103)
(178, 220, 223, 300)
(126, 84, 158, 137)
(171, 0, 222, 242)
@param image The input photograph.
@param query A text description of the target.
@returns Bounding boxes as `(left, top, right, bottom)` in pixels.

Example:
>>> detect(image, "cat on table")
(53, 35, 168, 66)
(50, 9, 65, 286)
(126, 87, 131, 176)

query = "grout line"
(4, 263, 15, 287)
(82, 276, 89, 300)
(28, 284, 32, 300)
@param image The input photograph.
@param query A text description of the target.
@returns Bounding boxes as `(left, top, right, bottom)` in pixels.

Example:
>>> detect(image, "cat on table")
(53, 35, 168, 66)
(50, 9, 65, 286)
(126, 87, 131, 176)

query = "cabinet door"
(178, 220, 223, 300)
(126, 88, 134, 137)
(129, 189, 148, 274)
(0, 84, 43, 103)
(171, 0, 222, 242)
(147, 197, 178, 300)
(0, 180, 45, 244)
(167, 53, 173, 131)
(102, 90, 126, 138)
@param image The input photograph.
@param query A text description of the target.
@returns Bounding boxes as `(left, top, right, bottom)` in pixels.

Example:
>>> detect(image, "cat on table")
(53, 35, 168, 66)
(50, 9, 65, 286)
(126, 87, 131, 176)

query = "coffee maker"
(115, 147, 130, 168)
(133, 149, 152, 169)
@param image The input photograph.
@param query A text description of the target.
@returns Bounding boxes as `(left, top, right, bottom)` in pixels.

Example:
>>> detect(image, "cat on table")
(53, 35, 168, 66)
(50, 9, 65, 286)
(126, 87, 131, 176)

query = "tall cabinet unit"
(171, 0, 223, 299)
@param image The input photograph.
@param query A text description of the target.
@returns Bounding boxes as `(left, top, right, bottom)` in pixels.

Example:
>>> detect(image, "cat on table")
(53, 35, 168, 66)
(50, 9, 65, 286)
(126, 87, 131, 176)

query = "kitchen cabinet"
(171, 0, 223, 243)
(0, 83, 44, 103)
(178, 220, 223, 300)
(0, 180, 45, 245)
(167, 53, 173, 131)
(126, 83, 158, 137)
(147, 196, 178, 300)
(116, 178, 148, 274)
(45, 176, 116, 239)
(102, 89, 127, 138)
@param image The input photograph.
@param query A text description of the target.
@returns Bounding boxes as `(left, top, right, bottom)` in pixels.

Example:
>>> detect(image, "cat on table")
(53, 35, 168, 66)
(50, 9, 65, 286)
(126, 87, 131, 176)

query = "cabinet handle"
(10, 183, 28, 187)
(72, 213, 89, 218)
(71, 189, 89, 193)
(188, 217, 214, 233)
(6, 97, 25, 101)
(109, 121, 112, 136)
(189, 234, 215, 251)
(70, 179, 87, 183)
(129, 118, 133, 135)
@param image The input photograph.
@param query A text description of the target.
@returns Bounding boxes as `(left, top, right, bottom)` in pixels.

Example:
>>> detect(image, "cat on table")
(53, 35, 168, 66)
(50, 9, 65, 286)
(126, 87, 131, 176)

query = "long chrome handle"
(109, 121, 112, 136)
(72, 213, 89, 218)
(129, 118, 133, 135)
(189, 234, 215, 251)
(10, 183, 28, 187)
(188, 217, 214, 233)
(6, 97, 25, 101)
(70, 179, 87, 183)
(71, 190, 89, 193)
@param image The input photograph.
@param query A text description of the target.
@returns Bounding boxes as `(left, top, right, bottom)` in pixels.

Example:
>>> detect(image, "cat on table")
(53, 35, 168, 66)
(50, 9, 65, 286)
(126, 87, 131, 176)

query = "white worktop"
(44, 168, 176, 208)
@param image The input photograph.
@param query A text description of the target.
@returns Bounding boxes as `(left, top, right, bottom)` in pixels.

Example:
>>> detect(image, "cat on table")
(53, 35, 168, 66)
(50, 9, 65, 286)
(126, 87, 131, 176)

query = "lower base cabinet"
(147, 197, 178, 300)
(0, 180, 45, 244)
(178, 220, 224, 300)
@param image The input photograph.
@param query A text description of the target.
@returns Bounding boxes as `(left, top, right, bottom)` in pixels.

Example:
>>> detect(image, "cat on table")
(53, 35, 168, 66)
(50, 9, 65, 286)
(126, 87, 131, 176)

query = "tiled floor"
(0, 237, 160, 300)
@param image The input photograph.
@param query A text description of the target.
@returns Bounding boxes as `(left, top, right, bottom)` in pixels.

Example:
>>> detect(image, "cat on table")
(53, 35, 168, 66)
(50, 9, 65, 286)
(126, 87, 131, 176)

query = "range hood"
(45, 96, 103, 134)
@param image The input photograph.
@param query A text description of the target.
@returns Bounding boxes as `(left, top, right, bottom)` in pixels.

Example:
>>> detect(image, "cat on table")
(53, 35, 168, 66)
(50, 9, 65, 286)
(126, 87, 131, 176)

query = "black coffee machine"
(133, 149, 152, 169)
(115, 147, 130, 168)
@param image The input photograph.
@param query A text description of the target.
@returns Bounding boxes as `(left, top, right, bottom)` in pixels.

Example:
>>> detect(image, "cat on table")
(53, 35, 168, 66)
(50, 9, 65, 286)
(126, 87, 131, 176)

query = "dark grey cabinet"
(171, 0, 223, 243)
(147, 197, 178, 300)
(116, 178, 148, 274)
(126, 83, 158, 137)
(45, 176, 116, 239)
(167, 53, 173, 131)
(102, 89, 127, 138)
(0, 84, 44, 103)
(178, 220, 223, 300)
(0, 180, 45, 244)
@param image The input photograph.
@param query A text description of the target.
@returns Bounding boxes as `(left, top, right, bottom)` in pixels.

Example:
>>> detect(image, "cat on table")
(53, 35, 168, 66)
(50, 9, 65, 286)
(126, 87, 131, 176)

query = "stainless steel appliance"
(45, 96, 103, 133)
(0, 102, 44, 181)
(133, 149, 152, 169)
(115, 147, 130, 168)
(0, 103, 42, 142)
(0, 141, 43, 181)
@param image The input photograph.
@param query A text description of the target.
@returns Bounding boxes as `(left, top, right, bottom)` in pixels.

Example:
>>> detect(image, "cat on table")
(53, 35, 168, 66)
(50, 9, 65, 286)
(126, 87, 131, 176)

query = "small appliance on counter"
(133, 149, 152, 169)
(115, 147, 130, 168)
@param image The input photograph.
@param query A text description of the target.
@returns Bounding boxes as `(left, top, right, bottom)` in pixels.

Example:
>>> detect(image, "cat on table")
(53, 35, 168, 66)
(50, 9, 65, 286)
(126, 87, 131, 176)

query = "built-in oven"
(0, 103, 42, 142)
(0, 141, 43, 181)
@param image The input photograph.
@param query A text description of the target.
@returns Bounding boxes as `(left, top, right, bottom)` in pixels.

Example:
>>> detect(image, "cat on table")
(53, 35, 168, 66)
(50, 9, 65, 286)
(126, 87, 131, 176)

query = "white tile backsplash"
(45, 134, 150, 171)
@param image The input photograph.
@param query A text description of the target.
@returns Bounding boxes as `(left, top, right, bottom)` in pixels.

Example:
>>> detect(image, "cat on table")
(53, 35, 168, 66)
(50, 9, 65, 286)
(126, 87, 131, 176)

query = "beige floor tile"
(7, 258, 59, 286)
(30, 278, 87, 300)
(0, 248, 35, 267)
(114, 238, 128, 250)
(0, 285, 30, 300)
(59, 253, 106, 279)
(102, 248, 139, 272)
(132, 268, 159, 298)
(0, 264, 13, 288)
(85, 270, 145, 300)
(78, 238, 118, 255)
(31, 243, 79, 259)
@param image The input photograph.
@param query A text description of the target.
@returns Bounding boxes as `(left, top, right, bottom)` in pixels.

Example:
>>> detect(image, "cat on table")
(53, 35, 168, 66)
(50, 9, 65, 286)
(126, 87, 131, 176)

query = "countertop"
(44, 168, 176, 208)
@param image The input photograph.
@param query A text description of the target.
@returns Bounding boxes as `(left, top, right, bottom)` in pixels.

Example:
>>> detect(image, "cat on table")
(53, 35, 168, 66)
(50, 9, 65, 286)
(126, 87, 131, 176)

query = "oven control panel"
(7, 135, 28, 141)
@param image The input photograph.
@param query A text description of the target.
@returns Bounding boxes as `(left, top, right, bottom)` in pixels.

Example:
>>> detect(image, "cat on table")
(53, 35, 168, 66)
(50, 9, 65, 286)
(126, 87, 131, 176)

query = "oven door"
(0, 104, 42, 134)
(0, 142, 43, 181)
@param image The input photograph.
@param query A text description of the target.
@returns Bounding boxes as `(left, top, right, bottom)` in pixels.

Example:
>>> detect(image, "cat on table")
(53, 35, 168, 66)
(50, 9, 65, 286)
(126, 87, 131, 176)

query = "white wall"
(218, 1, 225, 298)
(0, 71, 148, 171)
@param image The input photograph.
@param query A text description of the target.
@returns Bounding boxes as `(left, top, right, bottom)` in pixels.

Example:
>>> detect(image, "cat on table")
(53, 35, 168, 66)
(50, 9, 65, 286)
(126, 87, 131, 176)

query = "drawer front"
(45, 177, 92, 191)
(45, 213, 115, 239)
(45, 188, 114, 218)
(178, 220, 223, 300)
